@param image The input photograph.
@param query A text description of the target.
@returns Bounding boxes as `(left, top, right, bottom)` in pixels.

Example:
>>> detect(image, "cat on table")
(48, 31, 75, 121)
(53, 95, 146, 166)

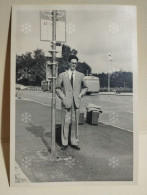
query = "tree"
(16, 45, 93, 85)
(32, 49, 46, 85)
(71, 49, 78, 56)
(16, 52, 34, 85)
(57, 44, 79, 74)
(76, 62, 92, 75)
(92, 71, 133, 89)
(16, 49, 46, 86)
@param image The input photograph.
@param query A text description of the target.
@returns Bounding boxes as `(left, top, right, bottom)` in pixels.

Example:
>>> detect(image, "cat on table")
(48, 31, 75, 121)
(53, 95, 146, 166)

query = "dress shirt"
(67, 70, 75, 86)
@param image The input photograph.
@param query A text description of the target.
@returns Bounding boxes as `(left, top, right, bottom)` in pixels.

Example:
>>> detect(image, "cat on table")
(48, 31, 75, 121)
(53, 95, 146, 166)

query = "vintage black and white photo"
(10, 5, 138, 185)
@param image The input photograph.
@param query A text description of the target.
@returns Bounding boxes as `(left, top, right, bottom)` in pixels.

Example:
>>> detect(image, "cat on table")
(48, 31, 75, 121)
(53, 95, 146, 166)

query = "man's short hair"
(68, 55, 79, 62)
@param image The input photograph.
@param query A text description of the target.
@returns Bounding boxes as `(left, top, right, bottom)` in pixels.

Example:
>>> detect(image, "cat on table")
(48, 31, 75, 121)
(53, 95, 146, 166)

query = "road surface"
(18, 90, 133, 131)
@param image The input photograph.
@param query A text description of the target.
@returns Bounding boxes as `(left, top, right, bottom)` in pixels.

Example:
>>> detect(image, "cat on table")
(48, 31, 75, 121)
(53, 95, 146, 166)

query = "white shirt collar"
(67, 70, 76, 81)
(67, 69, 75, 74)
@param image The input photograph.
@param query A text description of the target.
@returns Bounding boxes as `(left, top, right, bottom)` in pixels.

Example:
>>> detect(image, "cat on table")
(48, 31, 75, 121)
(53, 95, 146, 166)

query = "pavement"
(15, 98, 133, 183)
(99, 92, 133, 96)
(19, 90, 133, 131)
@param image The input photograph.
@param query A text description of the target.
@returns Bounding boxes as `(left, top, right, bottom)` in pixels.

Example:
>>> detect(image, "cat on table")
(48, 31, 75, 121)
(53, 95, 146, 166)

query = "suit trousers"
(61, 98, 79, 146)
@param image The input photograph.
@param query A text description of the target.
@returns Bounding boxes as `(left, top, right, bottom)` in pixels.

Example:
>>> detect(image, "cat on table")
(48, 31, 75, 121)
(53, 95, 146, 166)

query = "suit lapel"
(65, 71, 72, 89)
(73, 71, 78, 90)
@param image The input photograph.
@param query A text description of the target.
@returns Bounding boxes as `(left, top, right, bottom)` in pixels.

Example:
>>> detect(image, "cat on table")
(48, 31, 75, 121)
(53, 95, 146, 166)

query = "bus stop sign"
(40, 10, 66, 43)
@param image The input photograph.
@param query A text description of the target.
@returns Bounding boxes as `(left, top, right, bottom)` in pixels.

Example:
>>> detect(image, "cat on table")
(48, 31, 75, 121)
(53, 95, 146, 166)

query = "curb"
(15, 161, 30, 183)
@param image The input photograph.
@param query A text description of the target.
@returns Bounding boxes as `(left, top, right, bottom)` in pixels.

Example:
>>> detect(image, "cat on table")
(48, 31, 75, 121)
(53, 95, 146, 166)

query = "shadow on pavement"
(26, 123, 63, 152)
(26, 123, 46, 137)
(26, 123, 52, 152)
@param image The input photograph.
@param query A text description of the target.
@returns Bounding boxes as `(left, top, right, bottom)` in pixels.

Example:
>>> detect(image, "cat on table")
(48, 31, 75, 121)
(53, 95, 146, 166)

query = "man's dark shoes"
(61, 145, 68, 150)
(71, 145, 80, 150)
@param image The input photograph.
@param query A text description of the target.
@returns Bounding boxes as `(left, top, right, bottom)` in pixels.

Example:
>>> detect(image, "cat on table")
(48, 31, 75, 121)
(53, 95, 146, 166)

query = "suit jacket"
(56, 70, 88, 109)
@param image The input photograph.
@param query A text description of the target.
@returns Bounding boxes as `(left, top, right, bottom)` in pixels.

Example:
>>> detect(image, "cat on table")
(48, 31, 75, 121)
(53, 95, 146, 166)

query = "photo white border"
(10, 4, 138, 187)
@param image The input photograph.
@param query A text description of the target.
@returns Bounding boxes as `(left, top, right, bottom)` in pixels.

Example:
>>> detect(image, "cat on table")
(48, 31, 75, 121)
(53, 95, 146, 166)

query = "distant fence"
(16, 85, 133, 93)
(99, 88, 133, 93)
(16, 86, 42, 91)
(26, 86, 42, 91)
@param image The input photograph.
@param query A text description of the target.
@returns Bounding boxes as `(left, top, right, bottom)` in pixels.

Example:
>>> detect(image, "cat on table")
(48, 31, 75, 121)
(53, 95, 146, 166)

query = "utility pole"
(108, 73, 110, 92)
(87, 70, 89, 76)
(124, 81, 126, 88)
(108, 53, 112, 92)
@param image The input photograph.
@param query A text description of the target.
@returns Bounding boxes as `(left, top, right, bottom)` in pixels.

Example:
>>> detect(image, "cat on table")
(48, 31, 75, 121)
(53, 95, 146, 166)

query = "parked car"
(16, 84, 27, 90)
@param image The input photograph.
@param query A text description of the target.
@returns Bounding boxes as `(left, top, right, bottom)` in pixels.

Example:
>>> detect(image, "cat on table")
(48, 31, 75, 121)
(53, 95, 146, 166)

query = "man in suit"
(56, 55, 88, 150)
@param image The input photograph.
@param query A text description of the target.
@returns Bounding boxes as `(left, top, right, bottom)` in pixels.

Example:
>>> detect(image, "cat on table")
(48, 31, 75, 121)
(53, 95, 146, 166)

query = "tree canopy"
(16, 44, 132, 88)
(93, 71, 133, 88)
(16, 50, 46, 86)
(16, 44, 92, 85)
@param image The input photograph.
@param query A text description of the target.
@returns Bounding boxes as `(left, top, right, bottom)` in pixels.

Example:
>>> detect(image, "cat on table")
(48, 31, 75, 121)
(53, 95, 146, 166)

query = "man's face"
(69, 59, 78, 71)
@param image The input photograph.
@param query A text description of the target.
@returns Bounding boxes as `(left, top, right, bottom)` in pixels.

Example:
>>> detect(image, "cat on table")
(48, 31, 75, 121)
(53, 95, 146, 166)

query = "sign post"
(40, 10, 66, 154)
(51, 10, 57, 153)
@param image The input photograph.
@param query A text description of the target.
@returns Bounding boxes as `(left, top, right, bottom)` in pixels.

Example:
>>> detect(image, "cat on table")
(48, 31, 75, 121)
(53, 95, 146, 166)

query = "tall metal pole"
(51, 10, 57, 153)
(108, 73, 110, 92)
(108, 53, 112, 92)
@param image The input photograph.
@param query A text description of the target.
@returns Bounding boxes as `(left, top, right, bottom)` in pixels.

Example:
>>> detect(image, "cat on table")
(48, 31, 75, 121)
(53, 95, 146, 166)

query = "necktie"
(71, 72, 73, 88)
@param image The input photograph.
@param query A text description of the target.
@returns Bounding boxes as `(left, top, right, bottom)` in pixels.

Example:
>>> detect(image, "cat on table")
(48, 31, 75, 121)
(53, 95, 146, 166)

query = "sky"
(16, 6, 136, 74)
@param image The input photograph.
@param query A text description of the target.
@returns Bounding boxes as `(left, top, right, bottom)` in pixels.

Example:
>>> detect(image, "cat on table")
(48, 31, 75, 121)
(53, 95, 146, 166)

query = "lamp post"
(108, 53, 112, 92)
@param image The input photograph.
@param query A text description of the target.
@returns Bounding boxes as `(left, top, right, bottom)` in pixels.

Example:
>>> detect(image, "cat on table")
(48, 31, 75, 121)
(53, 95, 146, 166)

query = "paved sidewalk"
(15, 99, 133, 183)
(15, 162, 30, 183)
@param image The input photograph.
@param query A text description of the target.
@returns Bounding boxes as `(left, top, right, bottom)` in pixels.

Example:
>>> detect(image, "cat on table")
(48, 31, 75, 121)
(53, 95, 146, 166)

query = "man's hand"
(79, 94, 82, 98)
(62, 95, 66, 100)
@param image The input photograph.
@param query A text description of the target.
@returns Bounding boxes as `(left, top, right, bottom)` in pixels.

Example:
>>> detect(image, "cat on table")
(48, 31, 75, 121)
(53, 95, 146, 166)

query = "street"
(15, 90, 133, 182)
(19, 90, 133, 131)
